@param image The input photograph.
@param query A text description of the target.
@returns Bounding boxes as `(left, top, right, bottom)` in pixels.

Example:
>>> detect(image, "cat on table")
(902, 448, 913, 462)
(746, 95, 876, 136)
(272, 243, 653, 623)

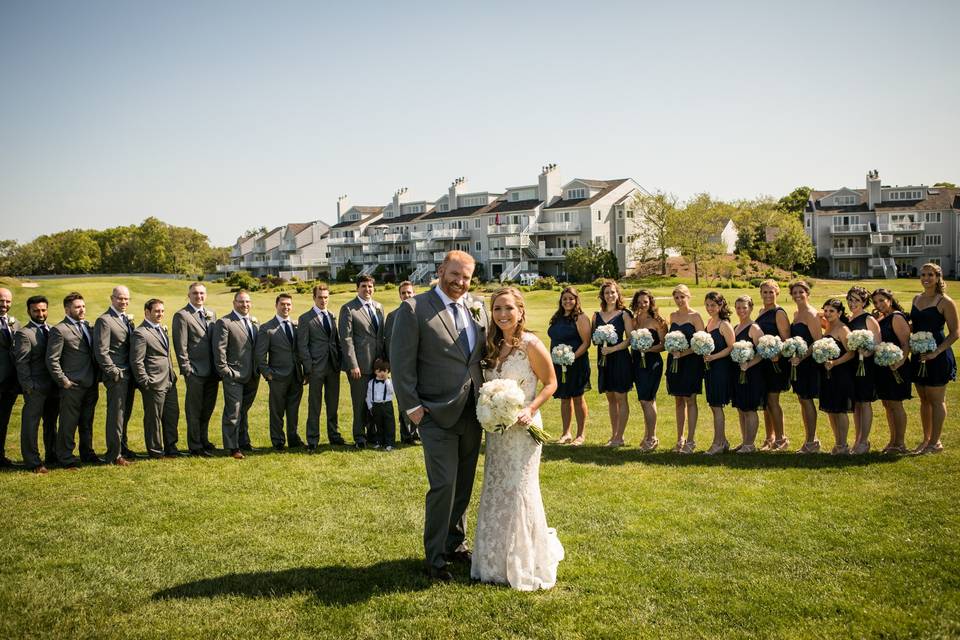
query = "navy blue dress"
(818, 335, 854, 414)
(666, 322, 703, 396)
(548, 314, 591, 399)
(909, 300, 958, 387)
(756, 306, 792, 392)
(594, 311, 633, 394)
(876, 312, 912, 401)
(848, 313, 878, 403)
(790, 322, 820, 400)
(732, 324, 766, 411)
(631, 327, 663, 402)
(704, 326, 733, 407)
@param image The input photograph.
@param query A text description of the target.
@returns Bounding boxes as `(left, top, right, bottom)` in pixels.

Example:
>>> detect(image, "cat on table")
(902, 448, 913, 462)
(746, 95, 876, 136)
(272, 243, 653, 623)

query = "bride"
(471, 287, 565, 590)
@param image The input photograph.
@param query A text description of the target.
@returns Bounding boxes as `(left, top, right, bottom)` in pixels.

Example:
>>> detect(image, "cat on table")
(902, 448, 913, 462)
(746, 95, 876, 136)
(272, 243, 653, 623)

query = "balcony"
(415, 252, 432, 263)
(428, 228, 471, 241)
(410, 231, 429, 241)
(830, 247, 871, 257)
(286, 255, 328, 267)
(374, 232, 410, 244)
(530, 221, 581, 234)
(230, 246, 242, 258)
(280, 241, 298, 252)
(869, 257, 897, 268)
(870, 233, 893, 245)
(329, 255, 355, 266)
(488, 224, 525, 235)
(378, 253, 410, 264)
(489, 248, 515, 260)
(217, 264, 240, 273)
(328, 235, 366, 246)
(432, 252, 447, 262)
(415, 240, 443, 252)
(878, 222, 925, 233)
(537, 247, 568, 259)
(890, 245, 924, 256)
(830, 224, 870, 234)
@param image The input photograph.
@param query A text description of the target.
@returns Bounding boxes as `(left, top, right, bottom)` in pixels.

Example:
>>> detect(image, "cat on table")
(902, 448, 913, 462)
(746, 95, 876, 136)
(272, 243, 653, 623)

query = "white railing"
(529, 221, 581, 234)
(414, 240, 443, 251)
(537, 247, 567, 258)
(370, 232, 409, 244)
(428, 228, 470, 241)
(230, 247, 242, 258)
(830, 224, 870, 234)
(328, 236, 361, 246)
(432, 252, 447, 262)
(891, 245, 924, 256)
(286, 256, 328, 267)
(410, 264, 432, 283)
(358, 263, 378, 277)
(870, 233, 893, 244)
(868, 258, 896, 268)
(410, 231, 428, 240)
(487, 224, 525, 235)
(377, 253, 409, 263)
(415, 252, 431, 263)
(329, 255, 353, 266)
(879, 222, 925, 233)
(488, 248, 514, 260)
(830, 247, 871, 257)
(280, 241, 298, 252)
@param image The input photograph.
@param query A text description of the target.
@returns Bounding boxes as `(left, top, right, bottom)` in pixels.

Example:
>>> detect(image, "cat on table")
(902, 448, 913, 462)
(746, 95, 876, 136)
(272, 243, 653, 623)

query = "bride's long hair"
(484, 287, 528, 363)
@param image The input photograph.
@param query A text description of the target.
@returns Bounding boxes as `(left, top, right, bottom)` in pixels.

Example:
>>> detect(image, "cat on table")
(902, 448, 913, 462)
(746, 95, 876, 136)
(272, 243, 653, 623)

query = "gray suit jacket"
(389, 288, 487, 428)
(131, 321, 177, 391)
(213, 311, 258, 383)
(93, 309, 133, 383)
(46, 317, 98, 389)
(14, 323, 54, 393)
(297, 308, 340, 376)
(338, 297, 384, 374)
(1, 315, 22, 389)
(172, 304, 217, 378)
(383, 308, 399, 362)
(255, 317, 302, 380)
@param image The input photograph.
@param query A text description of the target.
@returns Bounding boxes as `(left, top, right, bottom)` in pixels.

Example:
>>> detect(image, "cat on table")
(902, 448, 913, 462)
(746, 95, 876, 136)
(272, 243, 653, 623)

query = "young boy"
(365, 359, 396, 451)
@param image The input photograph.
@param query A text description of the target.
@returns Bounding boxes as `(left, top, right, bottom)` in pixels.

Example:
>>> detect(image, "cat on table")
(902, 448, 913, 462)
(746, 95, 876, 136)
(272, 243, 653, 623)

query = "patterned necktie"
(366, 304, 379, 332)
(76, 321, 90, 347)
(155, 325, 168, 350)
(197, 308, 207, 328)
(243, 318, 255, 342)
(450, 303, 470, 356)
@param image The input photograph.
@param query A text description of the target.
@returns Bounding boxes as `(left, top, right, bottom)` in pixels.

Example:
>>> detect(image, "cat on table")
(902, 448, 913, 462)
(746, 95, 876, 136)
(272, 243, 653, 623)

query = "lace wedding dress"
(471, 333, 564, 590)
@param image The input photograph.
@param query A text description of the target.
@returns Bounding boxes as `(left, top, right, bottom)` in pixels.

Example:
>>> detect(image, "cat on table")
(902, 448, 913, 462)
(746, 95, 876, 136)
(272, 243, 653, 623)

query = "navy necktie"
(197, 308, 207, 328)
(450, 303, 470, 356)
(322, 311, 331, 334)
(282, 320, 295, 345)
(1, 317, 9, 341)
(367, 304, 379, 332)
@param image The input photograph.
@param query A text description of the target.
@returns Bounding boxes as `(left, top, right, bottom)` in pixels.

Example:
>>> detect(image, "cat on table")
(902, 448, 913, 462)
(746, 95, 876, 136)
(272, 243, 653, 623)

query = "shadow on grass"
(152, 559, 434, 604)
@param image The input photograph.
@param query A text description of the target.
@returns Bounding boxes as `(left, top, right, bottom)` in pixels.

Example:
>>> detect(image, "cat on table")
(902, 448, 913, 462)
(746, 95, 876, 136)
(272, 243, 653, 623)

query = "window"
(618, 210, 623, 219)
(475, 241, 482, 251)
(926, 234, 942, 246)
(627, 209, 634, 218)
(930, 257, 941, 266)
(567, 188, 586, 199)
(618, 235, 624, 244)
(438, 203, 449, 213)
(925, 212, 942, 223)
(805, 217, 811, 228)
(510, 192, 520, 201)
(474, 219, 480, 229)
(594, 235, 603, 246)
(890, 190, 922, 201)
(463, 196, 484, 207)
(835, 195, 857, 206)
(597, 211, 601, 221)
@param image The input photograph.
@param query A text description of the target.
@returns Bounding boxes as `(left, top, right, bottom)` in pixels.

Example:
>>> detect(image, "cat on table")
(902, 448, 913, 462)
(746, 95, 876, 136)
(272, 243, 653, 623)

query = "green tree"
(673, 193, 729, 285)
(933, 182, 956, 188)
(769, 217, 815, 272)
(777, 186, 811, 222)
(564, 243, 618, 283)
(631, 190, 678, 275)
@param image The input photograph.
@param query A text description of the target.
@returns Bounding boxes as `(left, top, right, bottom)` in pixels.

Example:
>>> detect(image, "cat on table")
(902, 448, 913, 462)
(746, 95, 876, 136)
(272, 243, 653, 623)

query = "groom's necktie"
(450, 303, 471, 356)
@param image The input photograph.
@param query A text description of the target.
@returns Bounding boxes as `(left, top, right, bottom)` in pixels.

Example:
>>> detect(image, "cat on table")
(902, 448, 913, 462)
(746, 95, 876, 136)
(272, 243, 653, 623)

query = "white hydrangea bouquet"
(780, 336, 809, 382)
(873, 341, 905, 384)
(477, 378, 550, 444)
(630, 328, 654, 368)
(811, 337, 841, 378)
(551, 344, 575, 383)
(664, 330, 689, 373)
(592, 324, 619, 366)
(846, 329, 876, 377)
(690, 331, 715, 369)
(730, 340, 755, 384)
(909, 331, 937, 379)
(756, 334, 783, 372)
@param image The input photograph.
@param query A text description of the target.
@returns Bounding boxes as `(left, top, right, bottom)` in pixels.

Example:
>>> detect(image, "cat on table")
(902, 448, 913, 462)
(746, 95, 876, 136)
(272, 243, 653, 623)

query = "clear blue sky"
(2, 0, 957, 246)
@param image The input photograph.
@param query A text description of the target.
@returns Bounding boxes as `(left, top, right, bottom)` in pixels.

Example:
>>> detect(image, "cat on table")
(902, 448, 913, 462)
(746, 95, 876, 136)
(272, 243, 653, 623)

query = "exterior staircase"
(410, 263, 432, 284)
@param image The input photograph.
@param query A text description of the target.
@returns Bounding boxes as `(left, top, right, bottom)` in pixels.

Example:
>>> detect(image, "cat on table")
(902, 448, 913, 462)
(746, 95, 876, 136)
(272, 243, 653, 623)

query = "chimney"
(336, 194, 350, 223)
(538, 163, 561, 205)
(448, 176, 466, 211)
(866, 169, 881, 210)
(392, 186, 410, 215)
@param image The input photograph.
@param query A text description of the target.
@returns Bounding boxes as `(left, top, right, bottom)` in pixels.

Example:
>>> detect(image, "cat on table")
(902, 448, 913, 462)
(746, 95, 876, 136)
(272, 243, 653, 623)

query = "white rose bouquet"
(690, 331, 715, 369)
(551, 344, 575, 383)
(592, 324, 619, 366)
(630, 328, 654, 368)
(477, 378, 550, 444)
(873, 341, 905, 384)
(730, 340, 755, 384)
(909, 331, 937, 379)
(780, 337, 809, 382)
(664, 330, 689, 373)
(811, 337, 841, 378)
(846, 329, 876, 377)
(756, 334, 783, 372)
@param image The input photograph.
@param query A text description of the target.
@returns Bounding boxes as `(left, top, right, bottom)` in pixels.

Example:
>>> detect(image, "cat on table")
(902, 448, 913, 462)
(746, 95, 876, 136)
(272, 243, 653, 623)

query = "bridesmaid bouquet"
(730, 340, 755, 384)
(811, 337, 841, 378)
(873, 342, 905, 384)
(629, 328, 654, 368)
(909, 331, 937, 378)
(690, 331, 715, 369)
(592, 324, 619, 366)
(664, 331, 689, 373)
(847, 329, 876, 377)
(756, 335, 783, 372)
(781, 337, 809, 382)
(551, 344, 575, 383)
(477, 378, 550, 444)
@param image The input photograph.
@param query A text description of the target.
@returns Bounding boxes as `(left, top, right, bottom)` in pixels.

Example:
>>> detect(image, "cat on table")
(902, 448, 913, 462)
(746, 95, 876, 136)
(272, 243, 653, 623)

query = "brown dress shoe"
(231, 450, 245, 460)
(114, 457, 132, 467)
(32, 466, 49, 475)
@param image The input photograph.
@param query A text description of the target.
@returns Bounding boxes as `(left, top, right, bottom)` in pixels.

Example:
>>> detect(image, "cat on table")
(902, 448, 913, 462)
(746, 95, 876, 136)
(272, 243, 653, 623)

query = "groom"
(390, 250, 487, 581)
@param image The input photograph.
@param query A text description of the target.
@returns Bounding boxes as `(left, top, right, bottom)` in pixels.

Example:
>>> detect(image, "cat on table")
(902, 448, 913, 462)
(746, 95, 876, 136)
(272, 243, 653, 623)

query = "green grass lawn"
(0, 275, 957, 639)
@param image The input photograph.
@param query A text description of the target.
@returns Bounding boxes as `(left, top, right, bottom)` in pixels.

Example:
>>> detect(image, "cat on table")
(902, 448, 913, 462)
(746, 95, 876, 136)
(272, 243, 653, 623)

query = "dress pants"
(267, 374, 303, 447)
(306, 368, 341, 445)
(103, 376, 135, 461)
(0, 388, 18, 458)
(20, 388, 59, 468)
(142, 383, 180, 455)
(398, 407, 418, 442)
(347, 374, 373, 445)
(55, 384, 99, 465)
(221, 377, 259, 450)
(370, 401, 396, 448)
(185, 374, 219, 452)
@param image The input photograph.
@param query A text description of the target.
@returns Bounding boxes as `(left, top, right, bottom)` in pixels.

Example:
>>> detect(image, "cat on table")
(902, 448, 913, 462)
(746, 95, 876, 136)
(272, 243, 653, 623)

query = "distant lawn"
(0, 275, 957, 639)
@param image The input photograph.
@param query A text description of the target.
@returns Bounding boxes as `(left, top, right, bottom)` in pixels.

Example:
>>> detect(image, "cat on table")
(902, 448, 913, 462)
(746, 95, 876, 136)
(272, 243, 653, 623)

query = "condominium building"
(218, 221, 332, 280)
(805, 170, 959, 279)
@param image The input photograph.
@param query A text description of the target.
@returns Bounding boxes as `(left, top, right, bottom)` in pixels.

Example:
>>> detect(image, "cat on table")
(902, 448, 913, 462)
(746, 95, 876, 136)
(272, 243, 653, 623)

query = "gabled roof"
(486, 199, 543, 214)
(331, 210, 383, 229)
(808, 188, 960, 213)
(545, 179, 630, 209)
(422, 203, 498, 220)
(286, 222, 312, 236)
(262, 226, 283, 240)
(378, 211, 431, 225)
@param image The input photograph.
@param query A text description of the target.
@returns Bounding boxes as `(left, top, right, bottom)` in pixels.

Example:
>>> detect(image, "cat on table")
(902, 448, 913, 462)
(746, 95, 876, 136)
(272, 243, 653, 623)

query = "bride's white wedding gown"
(471, 333, 564, 590)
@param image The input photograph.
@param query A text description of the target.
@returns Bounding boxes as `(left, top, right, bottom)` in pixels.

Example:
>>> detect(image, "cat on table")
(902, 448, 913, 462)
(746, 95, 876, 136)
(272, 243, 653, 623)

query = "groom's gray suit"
(390, 287, 487, 571)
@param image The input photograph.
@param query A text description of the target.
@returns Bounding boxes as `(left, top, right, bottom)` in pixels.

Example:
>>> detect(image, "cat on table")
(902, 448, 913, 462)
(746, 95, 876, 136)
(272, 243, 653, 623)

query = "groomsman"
(132, 298, 182, 458)
(46, 292, 102, 467)
(383, 280, 418, 444)
(14, 296, 59, 473)
(256, 293, 305, 450)
(297, 284, 344, 450)
(214, 290, 260, 459)
(172, 282, 219, 457)
(0, 287, 21, 466)
(93, 286, 138, 466)
(339, 275, 385, 449)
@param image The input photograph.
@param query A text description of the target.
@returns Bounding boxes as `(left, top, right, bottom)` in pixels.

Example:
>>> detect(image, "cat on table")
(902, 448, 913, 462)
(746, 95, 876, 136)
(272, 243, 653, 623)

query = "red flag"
(495, 213, 501, 225)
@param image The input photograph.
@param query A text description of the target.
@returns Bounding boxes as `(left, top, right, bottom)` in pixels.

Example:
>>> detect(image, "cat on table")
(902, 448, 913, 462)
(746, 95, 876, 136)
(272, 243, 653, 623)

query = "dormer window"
(890, 190, 923, 201)
(404, 204, 424, 214)
(510, 192, 520, 202)
(567, 188, 587, 200)
(438, 203, 449, 213)
(835, 195, 857, 206)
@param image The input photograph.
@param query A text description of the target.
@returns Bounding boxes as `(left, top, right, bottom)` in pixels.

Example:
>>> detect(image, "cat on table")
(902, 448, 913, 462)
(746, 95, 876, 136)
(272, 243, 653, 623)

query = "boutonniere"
(251, 317, 259, 325)
(469, 300, 484, 322)
(479, 357, 493, 370)
(204, 310, 214, 321)
(7, 315, 16, 325)
(124, 313, 134, 323)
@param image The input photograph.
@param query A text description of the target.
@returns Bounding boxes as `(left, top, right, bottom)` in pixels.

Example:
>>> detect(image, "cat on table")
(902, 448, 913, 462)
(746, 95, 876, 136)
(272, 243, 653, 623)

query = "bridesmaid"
(732, 295, 766, 453)
(593, 280, 634, 447)
(871, 288, 912, 454)
(756, 280, 791, 450)
(819, 298, 856, 455)
(548, 286, 592, 446)
(702, 292, 736, 455)
(629, 289, 666, 452)
(788, 281, 823, 453)
(666, 284, 705, 453)
(846, 286, 880, 454)
(909, 263, 958, 454)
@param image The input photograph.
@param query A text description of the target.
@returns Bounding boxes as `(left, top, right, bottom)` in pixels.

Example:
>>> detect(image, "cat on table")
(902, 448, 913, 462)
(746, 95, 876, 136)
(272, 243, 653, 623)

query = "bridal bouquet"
(811, 337, 841, 378)
(756, 334, 783, 372)
(730, 340, 755, 384)
(629, 328, 654, 368)
(690, 331, 715, 369)
(592, 324, 618, 366)
(847, 329, 876, 377)
(477, 378, 550, 444)
(873, 341, 905, 384)
(780, 337, 808, 382)
(663, 330, 689, 373)
(551, 344, 575, 383)
(909, 331, 937, 378)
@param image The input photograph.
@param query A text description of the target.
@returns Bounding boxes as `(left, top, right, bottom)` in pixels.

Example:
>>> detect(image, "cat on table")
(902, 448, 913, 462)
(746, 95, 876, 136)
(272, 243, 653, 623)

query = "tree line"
(0, 217, 229, 276)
